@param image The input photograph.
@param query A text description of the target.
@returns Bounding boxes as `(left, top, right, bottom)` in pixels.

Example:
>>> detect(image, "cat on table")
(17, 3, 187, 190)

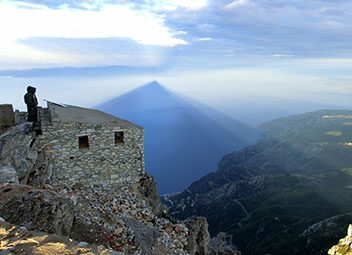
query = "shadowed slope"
(97, 81, 261, 194)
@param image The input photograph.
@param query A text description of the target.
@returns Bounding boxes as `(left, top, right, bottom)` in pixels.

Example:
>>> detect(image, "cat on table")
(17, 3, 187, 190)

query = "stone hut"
(38, 102, 145, 187)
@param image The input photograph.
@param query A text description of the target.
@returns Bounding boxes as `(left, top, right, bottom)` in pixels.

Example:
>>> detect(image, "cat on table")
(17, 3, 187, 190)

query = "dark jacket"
(24, 86, 38, 110)
(24, 86, 38, 123)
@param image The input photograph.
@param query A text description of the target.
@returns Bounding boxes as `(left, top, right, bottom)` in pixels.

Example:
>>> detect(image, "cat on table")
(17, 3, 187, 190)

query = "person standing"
(24, 86, 38, 122)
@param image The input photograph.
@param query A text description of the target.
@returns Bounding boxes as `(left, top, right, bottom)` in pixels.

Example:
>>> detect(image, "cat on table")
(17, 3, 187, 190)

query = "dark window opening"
(78, 136, 89, 149)
(115, 131, 124, 144)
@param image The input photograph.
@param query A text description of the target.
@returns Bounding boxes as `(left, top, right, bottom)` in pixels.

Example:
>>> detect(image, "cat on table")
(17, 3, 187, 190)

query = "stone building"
(35, 102, 145, 187)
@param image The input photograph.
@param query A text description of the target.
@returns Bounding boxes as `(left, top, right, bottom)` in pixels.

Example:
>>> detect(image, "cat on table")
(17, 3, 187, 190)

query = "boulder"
(0, 123, 47, 185)
(209, 232, 241, 255)
(329, 224, 352, 255)
(0, 105, 14, 132)
(184, 217, 210, 255)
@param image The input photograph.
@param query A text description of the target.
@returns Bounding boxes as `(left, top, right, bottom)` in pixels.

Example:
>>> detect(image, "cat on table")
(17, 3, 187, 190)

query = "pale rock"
(0, 166, 19, 184)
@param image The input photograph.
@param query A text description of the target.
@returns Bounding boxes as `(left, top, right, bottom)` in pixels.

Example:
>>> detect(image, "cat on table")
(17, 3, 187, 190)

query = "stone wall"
(38, 116, 145, 187)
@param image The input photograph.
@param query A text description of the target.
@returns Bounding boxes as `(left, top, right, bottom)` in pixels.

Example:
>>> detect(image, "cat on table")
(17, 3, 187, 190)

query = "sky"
(1, 0, 352, 69)
(1, 0, 352, 126)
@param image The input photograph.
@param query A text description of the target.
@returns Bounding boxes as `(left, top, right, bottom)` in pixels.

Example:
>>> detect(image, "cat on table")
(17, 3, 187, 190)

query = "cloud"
(224, 0, 249, 10)
(2, 0, 352, 71)
(151, 0, 209, 11)
(0, 0, 187, 68)
(197, 37, 213, 41)
(271, 54, 294, 58)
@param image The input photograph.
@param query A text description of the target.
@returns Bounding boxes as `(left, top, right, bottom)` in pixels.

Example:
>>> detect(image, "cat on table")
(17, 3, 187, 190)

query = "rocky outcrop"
(0, 123, 47, 185)
(0, 183, 191, 254)
(138, 172, 165, 216)
(0, 218, 115, 255)
(209, 233, 241, 255)
(0, 185, 74, 235)
(328, 225, 352, 255)
(185, 217, 210, 255)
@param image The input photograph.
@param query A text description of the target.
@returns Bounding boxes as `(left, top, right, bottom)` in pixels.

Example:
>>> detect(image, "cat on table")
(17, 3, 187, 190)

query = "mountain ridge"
(163, 109, 352, 254)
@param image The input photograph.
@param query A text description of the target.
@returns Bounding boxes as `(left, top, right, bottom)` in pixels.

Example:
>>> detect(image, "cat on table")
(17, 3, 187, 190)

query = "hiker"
(24, 86, 38, 122)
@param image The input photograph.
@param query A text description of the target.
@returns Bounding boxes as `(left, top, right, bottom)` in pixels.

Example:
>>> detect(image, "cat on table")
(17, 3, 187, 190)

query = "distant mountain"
(0, 65, 155, 77)
(163, 110, 352, 254)
(96, 81, 261, 194)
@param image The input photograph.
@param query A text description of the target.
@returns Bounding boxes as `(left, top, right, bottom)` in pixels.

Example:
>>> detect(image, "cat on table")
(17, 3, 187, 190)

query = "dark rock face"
(0, 185, 74, 235)
(164, 110, 352, 255)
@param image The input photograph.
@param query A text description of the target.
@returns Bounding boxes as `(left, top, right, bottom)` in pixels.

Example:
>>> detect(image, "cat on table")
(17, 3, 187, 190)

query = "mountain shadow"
(96, 81, 261, 194)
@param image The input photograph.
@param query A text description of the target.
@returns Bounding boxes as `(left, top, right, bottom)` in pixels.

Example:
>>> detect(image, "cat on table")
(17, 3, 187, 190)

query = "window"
(78, 135, 89, 149)
(115, 131, 124, 144)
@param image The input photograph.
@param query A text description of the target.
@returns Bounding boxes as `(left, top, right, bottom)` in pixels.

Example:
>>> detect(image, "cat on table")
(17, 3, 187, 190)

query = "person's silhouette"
(24, 86, 38, 123)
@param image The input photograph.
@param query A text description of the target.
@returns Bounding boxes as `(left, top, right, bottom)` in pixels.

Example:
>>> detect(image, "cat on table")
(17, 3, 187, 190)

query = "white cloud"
(271, 54, 294, 58)
(0, 0, 187, 68)
(198, 37, 213, 41)
(224, 0, 249, 10)
(151, 0, 209, 11)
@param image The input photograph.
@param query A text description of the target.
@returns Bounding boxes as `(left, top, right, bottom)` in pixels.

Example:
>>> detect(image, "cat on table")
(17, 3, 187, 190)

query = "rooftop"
(47, 102, 141, 128)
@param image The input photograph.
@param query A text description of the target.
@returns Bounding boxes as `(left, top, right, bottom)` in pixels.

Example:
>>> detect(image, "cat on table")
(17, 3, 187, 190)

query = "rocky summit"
(0, 105, 238, 255)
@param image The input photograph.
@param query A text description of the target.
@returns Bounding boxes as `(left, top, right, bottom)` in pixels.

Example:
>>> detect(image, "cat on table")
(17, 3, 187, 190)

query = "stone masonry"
(37, 102, 145, 187)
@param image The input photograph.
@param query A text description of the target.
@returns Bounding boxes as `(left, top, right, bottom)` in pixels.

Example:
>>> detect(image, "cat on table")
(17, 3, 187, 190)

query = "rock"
(0, 166, 19, 184)
(348, 224, 352, 237)
(184, 217, 210, 255)
(0, 185, 74, 235)
(0, 220, 114, 254)
(329, 224, 352, 255)
(138, 172, 165, 216)
(0, 123, 44, 184)
(0, 123, 49, 185)
(0, 104, 14, 132)
(78, 241, 89, 247)
(209, 232, 241, 255)
(122, 216, 160, 255)
(0, 249, 12, 255)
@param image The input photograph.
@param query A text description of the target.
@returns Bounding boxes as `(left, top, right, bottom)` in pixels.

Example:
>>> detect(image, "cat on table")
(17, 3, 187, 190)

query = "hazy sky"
(1, 0, 352, 126)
